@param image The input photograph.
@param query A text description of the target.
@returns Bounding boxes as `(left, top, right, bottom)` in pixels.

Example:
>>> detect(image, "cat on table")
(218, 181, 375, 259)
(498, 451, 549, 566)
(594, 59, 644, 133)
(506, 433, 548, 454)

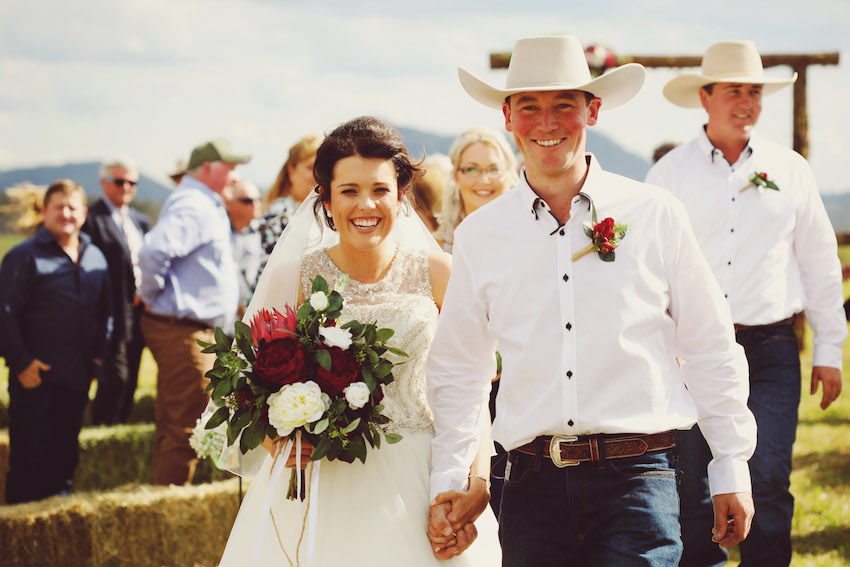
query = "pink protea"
(251, 307, 297, 347)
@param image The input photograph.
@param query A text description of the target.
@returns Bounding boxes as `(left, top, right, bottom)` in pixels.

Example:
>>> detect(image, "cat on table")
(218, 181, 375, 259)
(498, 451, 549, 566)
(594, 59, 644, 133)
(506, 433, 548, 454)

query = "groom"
(427, 35, 757, 564)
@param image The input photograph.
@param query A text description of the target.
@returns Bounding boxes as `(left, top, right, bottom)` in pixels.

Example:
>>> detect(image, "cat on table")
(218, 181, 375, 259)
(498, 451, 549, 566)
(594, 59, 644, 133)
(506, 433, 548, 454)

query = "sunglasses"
(110, 177, 137, 187)
(236, 197, 259, 204)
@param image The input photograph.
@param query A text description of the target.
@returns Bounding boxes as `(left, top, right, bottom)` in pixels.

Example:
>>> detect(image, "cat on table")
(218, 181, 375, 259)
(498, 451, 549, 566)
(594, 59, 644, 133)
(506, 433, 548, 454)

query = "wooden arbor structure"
(490, 51, 840, 159)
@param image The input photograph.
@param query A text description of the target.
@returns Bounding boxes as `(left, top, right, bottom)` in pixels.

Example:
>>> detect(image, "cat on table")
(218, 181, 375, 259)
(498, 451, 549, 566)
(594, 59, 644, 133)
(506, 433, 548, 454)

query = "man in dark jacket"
(1, 180, 111, 503)
(82, 159, 150, 424)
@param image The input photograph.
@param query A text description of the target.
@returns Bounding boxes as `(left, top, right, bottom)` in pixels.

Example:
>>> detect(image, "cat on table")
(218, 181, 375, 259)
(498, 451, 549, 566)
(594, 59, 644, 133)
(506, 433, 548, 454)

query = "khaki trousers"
(140, 312, 215, 486)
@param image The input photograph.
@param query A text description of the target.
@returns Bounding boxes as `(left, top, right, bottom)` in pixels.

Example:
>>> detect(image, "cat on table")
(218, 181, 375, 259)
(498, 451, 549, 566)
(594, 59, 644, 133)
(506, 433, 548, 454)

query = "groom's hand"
(427, 502, 477, 559)
(432, 477, 490, 528)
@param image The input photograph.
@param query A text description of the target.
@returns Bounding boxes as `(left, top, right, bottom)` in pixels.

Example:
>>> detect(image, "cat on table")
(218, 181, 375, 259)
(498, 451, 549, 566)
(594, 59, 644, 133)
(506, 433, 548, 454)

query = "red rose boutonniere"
(572, 204, 628, 262)
(741, 171, 779, 192)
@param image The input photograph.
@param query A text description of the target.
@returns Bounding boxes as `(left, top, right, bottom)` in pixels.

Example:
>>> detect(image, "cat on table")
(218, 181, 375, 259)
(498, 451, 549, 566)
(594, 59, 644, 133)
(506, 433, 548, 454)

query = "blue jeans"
(499, 444, 682, 566)
(678, 324, 800, 566)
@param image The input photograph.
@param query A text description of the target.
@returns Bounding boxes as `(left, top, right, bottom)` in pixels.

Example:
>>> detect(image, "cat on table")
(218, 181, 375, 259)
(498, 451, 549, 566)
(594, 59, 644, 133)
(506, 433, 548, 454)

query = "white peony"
(267, 381, 330, 437)
(343, 382, 371, 409)
(320, 326, 353, 350)
(309, 291, 329, 311)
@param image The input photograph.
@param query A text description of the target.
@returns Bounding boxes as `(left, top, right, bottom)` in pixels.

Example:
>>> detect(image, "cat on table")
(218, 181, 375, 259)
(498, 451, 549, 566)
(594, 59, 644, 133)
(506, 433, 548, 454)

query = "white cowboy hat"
(458, 35, 646, 110)
(664, 41, 797, 108)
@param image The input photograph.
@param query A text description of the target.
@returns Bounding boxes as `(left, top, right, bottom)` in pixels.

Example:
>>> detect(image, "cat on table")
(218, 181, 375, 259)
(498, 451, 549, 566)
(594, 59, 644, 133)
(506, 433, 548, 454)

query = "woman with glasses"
(434, 127, 518, 253)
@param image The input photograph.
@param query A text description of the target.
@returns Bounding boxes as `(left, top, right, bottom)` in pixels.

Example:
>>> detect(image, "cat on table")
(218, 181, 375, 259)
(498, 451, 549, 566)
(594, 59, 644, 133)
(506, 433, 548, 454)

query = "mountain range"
(2, 125, 848, 231)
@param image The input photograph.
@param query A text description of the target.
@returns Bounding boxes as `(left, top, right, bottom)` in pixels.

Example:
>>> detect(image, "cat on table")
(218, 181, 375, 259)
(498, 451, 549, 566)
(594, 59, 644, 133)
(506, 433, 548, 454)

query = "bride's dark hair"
(312, 116, 423, 230)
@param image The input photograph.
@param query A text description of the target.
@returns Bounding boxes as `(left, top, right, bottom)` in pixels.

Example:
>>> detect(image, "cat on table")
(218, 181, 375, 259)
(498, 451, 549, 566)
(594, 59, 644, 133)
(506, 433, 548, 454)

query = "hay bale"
(1, 424, 230, 503)
(0, 480, 242, 567)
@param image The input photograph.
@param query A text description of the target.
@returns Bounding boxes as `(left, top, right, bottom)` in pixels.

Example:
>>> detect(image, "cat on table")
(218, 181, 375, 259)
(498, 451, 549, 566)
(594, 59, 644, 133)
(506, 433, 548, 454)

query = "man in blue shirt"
(0, 179, 111, 503)
(139, 138, 249, 486)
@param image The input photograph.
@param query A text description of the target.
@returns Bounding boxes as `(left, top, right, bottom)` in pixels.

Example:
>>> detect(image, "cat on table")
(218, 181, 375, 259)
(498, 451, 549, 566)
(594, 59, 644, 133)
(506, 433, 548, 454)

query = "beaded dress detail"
(300, 246, 437, 433)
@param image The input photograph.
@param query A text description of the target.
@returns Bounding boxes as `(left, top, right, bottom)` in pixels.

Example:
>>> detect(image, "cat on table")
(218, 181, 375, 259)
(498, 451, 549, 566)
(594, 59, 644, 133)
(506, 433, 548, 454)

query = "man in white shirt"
(646, 41, 845, 567)
(426, 35, 757, 565)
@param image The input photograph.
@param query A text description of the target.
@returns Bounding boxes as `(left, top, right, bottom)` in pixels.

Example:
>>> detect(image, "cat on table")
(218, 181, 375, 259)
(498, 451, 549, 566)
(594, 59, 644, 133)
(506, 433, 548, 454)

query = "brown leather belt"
(734, 315, 796, 333)
(513, 431, 677, 468)
(143, 310, 211, 331)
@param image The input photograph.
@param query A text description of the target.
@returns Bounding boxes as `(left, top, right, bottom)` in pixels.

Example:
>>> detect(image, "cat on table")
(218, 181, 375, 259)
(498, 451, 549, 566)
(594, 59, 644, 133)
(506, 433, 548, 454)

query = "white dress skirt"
(217, 248, 501, 566)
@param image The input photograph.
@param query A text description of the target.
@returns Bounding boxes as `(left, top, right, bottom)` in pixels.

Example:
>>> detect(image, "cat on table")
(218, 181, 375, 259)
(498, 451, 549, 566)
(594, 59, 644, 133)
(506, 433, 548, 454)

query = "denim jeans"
(499, 444, 682, 566)
(678, 324, 800, 566)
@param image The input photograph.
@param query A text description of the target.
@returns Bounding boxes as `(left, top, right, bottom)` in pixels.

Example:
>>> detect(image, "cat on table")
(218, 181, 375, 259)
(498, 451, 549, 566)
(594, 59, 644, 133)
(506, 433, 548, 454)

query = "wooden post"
(489, 51, 839, 159)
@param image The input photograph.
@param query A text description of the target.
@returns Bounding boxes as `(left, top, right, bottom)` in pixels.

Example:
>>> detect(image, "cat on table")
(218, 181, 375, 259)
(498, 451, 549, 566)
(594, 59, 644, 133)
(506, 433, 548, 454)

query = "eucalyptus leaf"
(315, 348, 332, 371)
(232, 408, 251, 432)
(386, 347, 408, 357)
(342, 417, 361, 434)
(375, 328, 394, 342)
(361, 367, 377, 390)
(311, 274, 328, 294)
(206, 407, 229, 429)
(313, 417, 330, 435)
(384, 433, 403, 444)
(296, 302, 312, 320)
(212, 378, 233, 400)
(214, 327, 228, 347)
(312, 436, 331, 460)
(240, 419, 266, 453)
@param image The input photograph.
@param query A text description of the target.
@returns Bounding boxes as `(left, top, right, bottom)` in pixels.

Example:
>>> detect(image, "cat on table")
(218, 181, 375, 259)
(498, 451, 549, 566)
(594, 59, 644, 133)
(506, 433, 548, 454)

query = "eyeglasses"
(236, 197, 259, 204)
(109, 177, 137, 187)
(458, 166, 504, 179)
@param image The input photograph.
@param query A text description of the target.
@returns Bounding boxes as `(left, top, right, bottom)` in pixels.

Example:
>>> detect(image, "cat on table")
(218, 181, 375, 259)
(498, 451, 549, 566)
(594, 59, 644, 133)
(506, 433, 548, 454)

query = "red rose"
(598, 240, 616, 254)
(254, 337, 306, 387)
(758, 172, 768, 180)
(593, 217, 615, 241)
(314, 346, 360, 396)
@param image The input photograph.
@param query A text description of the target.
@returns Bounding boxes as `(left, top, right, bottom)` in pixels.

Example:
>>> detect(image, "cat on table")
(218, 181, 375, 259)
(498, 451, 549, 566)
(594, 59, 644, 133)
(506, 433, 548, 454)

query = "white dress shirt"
(427, 155, 756, 500)
(646, 128, 846, 369)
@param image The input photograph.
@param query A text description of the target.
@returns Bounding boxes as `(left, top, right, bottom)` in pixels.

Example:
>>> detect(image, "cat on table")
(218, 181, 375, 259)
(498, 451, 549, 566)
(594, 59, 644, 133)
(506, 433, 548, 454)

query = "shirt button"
(730, 228, 734, 233)
(566, 371, 573, 378)
(731, 197, 736, 202)
(728, 261, 732, 265)
(566, 322, 572, 331)
(724, 294, 728, 298)
(568, 419, 574, 427)
(563, 274, 569, 282)
(559, 229, 565, 236)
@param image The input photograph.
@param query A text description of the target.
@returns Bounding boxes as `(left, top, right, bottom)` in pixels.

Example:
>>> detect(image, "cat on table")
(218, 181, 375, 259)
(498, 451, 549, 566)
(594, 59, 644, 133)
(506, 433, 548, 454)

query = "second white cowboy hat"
(664, 41, 797, 108)
(458, 35, 646, 110)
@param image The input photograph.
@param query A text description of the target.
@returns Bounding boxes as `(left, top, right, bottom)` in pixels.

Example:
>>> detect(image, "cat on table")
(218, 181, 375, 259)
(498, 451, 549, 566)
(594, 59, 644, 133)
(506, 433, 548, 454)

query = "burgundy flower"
(254, 337, 306, 387)
(593, 217, 616, 241)
(314, 346, 360, 396)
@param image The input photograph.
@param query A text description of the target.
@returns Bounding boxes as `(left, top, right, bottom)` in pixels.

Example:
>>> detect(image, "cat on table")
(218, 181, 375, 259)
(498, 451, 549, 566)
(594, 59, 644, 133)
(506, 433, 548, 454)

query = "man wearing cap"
(426, 36, 756, 564)
(139, 138, 249, 486)
(83, 158, 150, 425)
(646, 41, 845, 566)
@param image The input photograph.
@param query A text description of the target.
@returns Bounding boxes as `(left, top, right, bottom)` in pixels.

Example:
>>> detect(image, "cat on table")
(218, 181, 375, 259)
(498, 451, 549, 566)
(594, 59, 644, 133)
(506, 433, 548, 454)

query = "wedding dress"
(217, 246, 501, 566)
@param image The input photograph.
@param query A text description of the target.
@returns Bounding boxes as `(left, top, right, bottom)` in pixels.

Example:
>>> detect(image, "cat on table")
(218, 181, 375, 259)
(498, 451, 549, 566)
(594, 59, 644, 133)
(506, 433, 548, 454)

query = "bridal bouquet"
(198, 274, 405, 489)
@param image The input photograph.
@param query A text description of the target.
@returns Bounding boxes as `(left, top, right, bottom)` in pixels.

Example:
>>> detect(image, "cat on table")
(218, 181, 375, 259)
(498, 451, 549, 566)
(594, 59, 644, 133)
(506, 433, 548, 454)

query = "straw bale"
(0, 479, 242, 567)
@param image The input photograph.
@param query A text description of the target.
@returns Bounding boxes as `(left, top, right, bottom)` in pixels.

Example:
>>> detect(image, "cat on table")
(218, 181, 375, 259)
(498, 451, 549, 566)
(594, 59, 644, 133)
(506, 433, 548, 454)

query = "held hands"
(811, 366, 842, 410)
(711, 492, 755, 548)
(18, 358, 50, 389)
(427, 477, 490, 559)
(261, 436, 315, 468)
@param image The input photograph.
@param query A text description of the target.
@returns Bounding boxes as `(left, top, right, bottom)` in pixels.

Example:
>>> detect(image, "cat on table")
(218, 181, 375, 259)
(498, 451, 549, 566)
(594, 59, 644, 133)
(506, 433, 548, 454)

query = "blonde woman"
(435, 127, 518, 252)
(258, 135, 323, 258)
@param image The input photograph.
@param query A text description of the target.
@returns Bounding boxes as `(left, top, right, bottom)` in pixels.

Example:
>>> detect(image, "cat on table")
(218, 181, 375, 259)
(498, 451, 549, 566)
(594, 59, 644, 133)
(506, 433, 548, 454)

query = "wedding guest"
(258, 135, 322, 260)
(410, 157, 448, 233)
(0, 180, 110, 503)
(139, 138, 249, 485)
(427, 36, 756, 564)
(646, 41, 846, 567)
(169, 158, 188, 186)
(226, 179, 263, 315)
(82, 158, 150, 425)
(434, 126, 518, 252)
(652, 142, 678, 163)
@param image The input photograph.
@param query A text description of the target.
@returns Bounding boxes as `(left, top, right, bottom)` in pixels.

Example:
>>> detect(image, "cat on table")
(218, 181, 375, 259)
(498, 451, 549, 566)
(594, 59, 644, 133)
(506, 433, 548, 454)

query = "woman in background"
(434, 126, 518, 253)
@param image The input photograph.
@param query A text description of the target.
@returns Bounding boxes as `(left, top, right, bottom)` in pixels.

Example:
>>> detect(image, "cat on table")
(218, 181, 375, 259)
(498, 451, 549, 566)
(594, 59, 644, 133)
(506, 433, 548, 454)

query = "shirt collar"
(518, 155, 598, 233)
(100, 194, 126, 216)
(697, 125, 754, 165)
(180, 175, 226, 206)
(35, 226, 91, 249)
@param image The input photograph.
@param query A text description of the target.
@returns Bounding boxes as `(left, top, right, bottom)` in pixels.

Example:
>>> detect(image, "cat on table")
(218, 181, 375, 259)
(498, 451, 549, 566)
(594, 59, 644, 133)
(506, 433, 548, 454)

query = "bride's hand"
(433, 476, 490, 528)
(427, 501, 477, 559)
(260, 436, 315, 469)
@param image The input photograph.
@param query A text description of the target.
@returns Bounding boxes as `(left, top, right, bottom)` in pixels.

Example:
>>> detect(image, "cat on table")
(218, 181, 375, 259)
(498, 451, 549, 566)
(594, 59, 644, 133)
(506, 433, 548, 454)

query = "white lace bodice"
(300, 247, 438, 433)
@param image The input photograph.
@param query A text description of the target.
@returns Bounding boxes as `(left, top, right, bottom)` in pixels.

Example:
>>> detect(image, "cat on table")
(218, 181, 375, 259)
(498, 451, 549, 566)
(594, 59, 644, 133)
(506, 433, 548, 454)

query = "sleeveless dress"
(218, 246, 501, 566)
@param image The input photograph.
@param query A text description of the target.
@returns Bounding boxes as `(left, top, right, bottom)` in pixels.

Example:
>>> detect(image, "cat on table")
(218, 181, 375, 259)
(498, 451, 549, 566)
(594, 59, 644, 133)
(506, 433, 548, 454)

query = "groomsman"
(646, 41, 845, 566)
(83, 158, 150, 425)
(427, 36, 756, 565)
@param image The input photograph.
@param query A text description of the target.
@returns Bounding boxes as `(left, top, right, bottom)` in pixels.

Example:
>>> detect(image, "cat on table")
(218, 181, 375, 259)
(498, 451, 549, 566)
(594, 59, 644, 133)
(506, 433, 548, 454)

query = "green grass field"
(0, 235, 848, 564)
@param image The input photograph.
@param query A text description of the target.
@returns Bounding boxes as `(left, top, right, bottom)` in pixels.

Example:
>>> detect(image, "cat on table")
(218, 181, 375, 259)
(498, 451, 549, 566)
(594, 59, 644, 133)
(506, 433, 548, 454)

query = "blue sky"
(1, 0, 848, 193)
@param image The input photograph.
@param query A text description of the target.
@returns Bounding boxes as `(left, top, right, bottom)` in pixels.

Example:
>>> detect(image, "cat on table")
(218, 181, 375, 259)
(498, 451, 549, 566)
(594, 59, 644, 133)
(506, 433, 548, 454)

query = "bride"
(216, 116, 500, 566)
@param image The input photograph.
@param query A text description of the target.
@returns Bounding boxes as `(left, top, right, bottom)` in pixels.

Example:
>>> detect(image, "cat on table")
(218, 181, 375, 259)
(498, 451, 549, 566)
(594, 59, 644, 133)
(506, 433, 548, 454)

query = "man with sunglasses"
(226, 179, 262, 316)
(82, 158, 150, 425)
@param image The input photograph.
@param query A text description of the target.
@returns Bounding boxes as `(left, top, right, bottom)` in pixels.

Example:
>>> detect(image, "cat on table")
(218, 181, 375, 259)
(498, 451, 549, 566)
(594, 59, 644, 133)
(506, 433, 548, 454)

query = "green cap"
(187, 138, 251, 170)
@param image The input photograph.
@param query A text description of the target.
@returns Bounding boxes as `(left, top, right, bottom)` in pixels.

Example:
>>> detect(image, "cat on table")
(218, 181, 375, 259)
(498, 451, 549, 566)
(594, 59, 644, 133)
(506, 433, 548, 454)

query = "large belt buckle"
(549, 435, 580, 468)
